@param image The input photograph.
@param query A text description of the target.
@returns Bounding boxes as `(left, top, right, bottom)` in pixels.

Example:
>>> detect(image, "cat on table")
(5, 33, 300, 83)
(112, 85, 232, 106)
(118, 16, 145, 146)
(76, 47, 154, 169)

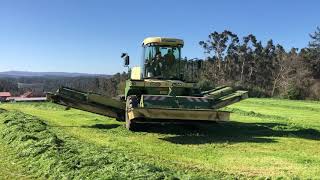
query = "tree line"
(0, 72, 127, 97)
(0, 27, 319, 100)
(193, 27, 320, 100)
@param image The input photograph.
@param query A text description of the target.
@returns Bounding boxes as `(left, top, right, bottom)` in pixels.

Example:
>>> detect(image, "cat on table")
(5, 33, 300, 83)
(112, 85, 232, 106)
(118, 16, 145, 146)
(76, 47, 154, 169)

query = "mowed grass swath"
(0, 98, 320, 179)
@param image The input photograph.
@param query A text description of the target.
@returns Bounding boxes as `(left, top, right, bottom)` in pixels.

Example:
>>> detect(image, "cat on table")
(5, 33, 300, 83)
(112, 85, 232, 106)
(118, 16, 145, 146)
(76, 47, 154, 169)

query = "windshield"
(142, 45, 181, 79)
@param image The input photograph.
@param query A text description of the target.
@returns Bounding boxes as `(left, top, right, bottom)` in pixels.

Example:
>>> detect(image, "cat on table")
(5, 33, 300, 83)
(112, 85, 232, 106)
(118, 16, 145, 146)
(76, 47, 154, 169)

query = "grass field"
(0, 98, 319, 179)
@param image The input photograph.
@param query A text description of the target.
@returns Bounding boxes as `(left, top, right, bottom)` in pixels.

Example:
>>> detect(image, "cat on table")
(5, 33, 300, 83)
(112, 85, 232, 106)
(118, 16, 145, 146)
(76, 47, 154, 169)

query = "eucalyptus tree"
(307, 27, 320, 78)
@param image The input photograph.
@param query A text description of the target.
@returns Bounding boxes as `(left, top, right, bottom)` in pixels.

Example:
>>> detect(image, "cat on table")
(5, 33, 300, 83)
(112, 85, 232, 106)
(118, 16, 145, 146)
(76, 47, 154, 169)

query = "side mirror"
(121, 53, 130, 67)
(124, 56, 129, 66)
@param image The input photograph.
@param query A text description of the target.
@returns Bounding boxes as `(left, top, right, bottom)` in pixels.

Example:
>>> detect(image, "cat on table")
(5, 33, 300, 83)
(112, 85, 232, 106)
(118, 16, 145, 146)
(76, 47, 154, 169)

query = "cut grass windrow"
(0, 110, 195, 179)
(224, 107, 290, 121)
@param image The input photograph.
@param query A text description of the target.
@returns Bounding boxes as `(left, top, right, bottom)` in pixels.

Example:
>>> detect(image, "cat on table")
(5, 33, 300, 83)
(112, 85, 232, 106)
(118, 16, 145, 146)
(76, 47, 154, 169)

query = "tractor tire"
(125, 95, 139, 131)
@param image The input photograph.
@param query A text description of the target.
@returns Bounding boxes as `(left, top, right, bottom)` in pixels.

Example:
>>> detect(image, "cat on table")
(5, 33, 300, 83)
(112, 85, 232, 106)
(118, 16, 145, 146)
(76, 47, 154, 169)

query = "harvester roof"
(142, 37, 184, 47)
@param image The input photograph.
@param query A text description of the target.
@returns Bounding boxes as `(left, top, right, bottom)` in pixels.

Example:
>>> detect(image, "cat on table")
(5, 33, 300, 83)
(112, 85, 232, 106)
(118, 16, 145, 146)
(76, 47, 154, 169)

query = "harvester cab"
(47, 37, 248, 131)
(141, 37, 184, 80)
(122, 37, 185, 81)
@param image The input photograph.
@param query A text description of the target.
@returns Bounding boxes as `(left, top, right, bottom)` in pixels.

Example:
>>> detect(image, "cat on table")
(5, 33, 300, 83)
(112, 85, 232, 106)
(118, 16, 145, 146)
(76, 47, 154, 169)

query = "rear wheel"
(125, 95, 139, 131)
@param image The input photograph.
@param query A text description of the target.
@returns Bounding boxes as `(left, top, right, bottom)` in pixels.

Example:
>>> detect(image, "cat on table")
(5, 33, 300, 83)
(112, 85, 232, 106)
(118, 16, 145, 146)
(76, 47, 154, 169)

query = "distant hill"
(0, 71, 111, 78)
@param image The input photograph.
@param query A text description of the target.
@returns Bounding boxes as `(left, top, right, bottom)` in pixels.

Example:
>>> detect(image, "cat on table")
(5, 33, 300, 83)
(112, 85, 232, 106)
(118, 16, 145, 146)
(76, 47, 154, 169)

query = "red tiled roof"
(21, 91, 33, 98)
(0, 92, 11, 97)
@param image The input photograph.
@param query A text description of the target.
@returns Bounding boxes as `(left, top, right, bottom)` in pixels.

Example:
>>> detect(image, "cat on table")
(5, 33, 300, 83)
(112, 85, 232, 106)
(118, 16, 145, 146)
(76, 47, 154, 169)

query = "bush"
(198, 79, 214, 91)
(286, 85, 304, 100)
(309, 80, 320, 100)
(248, 87, 268, 98)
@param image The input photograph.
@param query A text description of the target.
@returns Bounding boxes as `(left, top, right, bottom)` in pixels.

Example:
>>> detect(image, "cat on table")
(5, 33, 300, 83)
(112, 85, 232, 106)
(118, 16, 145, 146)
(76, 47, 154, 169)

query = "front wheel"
(125, 95, 138, 131)
(125, 118, 135, 131)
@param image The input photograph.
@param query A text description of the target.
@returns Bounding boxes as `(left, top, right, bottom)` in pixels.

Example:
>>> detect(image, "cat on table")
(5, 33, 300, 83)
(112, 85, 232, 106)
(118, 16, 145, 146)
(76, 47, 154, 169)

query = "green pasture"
(0, 98, 319, 179)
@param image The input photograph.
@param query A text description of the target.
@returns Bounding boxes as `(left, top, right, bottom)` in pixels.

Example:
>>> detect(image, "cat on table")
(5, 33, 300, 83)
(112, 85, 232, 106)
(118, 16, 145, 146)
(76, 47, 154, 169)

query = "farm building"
(7, 97, 47, 102)
(17, 83, 44, 97)
(0, 92, 11, 102)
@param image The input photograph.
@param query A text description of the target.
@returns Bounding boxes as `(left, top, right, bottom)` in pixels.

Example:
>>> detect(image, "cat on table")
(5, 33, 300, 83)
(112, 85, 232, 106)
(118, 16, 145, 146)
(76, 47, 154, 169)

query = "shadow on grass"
(51, 123, 120, 130)
(81, 124, 120, 129)
(134, 121, 320, 144)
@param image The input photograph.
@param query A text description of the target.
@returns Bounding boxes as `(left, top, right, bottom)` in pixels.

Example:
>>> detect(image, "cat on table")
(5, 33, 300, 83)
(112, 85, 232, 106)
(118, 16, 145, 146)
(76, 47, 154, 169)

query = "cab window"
(142, 45, 181, 79)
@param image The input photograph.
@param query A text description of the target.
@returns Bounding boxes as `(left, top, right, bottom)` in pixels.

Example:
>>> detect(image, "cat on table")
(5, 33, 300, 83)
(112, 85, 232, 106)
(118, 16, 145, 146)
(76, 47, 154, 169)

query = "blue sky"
(0, 0, 319, 74)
